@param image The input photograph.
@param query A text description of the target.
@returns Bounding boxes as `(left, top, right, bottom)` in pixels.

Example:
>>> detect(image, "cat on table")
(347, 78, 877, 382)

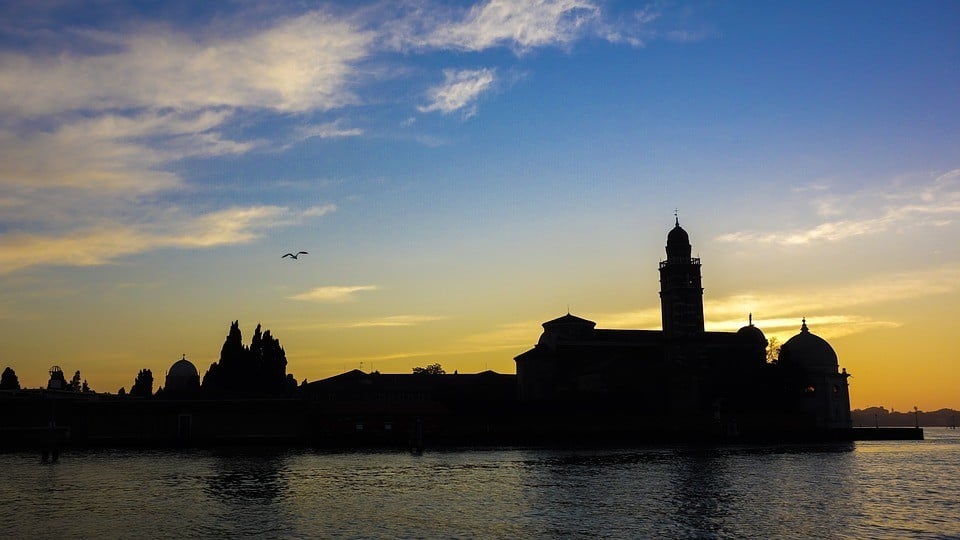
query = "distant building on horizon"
(164, 355, 201, 397)
(514, 219, 852, 433)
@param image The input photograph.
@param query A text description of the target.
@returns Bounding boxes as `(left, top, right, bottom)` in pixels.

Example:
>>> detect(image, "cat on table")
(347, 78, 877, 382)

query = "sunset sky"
(1, 1, 957, 410)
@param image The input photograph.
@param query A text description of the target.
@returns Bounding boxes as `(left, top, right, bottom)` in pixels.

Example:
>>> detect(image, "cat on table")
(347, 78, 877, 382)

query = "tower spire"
(659, 219, 703, 339)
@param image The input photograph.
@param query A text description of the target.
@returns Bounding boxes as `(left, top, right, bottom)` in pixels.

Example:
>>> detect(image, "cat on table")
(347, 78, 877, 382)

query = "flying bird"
(282, 251, 308, 260)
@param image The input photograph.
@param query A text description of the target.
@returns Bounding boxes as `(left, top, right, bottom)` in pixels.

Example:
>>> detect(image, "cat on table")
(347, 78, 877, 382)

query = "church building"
(514, 219, 852, 436)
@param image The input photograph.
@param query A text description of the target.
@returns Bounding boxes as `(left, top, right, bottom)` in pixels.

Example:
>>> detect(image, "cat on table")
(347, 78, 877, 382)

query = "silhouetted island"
(0, 221, 923, 449)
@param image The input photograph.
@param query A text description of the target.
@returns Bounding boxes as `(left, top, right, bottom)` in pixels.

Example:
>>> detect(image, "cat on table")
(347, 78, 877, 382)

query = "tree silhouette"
(413, 363, 445, 375)
(69, 370, 82, 392)
(130, 369, 153, 397)
(201, 321, 292, 396)
(0, 367, 19, 390)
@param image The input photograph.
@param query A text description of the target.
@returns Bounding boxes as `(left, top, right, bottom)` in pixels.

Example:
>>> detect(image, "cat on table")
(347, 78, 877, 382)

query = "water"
(2, 429, 958, 539)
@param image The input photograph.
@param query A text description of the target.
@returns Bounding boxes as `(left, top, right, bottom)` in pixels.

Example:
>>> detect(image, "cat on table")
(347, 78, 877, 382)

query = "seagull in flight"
(282, 251, 308, 260)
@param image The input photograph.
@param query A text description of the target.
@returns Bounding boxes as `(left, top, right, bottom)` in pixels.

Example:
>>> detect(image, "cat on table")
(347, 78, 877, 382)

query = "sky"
(0, 0, 957, 411)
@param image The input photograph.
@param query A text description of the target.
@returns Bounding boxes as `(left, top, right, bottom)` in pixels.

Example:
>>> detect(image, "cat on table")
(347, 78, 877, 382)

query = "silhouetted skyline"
(0, 1, 957, 410)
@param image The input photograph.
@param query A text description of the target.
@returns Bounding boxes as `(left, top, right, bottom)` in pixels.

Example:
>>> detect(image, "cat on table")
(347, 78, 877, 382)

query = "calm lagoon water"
(2, 429, 958, 539)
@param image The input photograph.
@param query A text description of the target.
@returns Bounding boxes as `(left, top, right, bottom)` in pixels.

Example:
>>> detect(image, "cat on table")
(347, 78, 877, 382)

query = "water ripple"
(1, 429, 958, 538)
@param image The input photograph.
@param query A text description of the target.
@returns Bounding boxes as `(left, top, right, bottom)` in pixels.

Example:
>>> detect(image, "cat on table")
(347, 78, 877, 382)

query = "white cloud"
(379, 0, 676, 54)
(405, 0, 600, 53)
(718, 170, 960, 246)
(0, 2, 687, 274)
(296, 121, 363, 142)
(0, 12, 373, 117)
(418, 68, 496, 116)
(0, 110, 251, 197)
(599, 7, 660, 47)
(288, 285, 378, 303)
(303, 204, 337, 218)
(0, 10, 371, 274)
(0, 12, 372, 197)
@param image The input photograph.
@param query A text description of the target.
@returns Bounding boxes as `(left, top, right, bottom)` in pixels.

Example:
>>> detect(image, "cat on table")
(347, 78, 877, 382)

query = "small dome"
(778, 319, 838, 374)
(667, 222, 689, 246)
(666, 217, 692, 259)
(165, 355, 200, 396)
(168, 356, 199, 378)
(737, 324, 768, 347)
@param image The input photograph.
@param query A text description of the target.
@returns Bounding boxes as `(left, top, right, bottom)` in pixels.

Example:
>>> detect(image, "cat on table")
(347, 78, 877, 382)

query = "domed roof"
(737, 315, 767, 346)
(665, 216, 692, 259)
(667, 218, 689, 246)
(168, 355, 199, 379)
(778, 319, 838, 374)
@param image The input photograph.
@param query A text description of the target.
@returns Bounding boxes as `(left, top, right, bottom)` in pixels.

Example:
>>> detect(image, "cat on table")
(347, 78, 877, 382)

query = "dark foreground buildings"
(6, 221, 911, 449)
(513, 218, 853, 439)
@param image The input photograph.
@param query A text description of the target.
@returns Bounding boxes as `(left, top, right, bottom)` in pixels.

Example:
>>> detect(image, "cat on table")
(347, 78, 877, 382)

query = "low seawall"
(852, 427, 924, 440)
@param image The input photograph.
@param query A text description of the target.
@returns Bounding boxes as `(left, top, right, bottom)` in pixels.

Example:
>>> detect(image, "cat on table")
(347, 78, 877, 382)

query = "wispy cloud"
(288, 285, 378, 303)
(0, 12, 373, 117)
(0, 206, 291, 274)
(599, 7, 660, 47)
(0, 2, 693, 274)
(341, 315, 447, 328)
(0, 10, 371, 274)
(382, 0, 600, 53)
(423, 0, 599, 53)
(295, 121, 364, 142)
(461, 320, 548, 347)
(303, 204, 338, 218)
(718, 170, 960, 245)
(284, 315, 446, 330)
(418, 68, 496, 117)
(594, 264, 960, 341)
(704, 315, 898, 342)
(0, 205, 332, 275)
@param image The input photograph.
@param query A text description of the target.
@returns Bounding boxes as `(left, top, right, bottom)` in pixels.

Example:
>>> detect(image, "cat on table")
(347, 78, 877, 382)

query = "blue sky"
(0, 1, 958, 408)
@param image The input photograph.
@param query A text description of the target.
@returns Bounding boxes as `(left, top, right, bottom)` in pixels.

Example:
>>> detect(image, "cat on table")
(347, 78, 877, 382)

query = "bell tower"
(659, 216, 705, 339)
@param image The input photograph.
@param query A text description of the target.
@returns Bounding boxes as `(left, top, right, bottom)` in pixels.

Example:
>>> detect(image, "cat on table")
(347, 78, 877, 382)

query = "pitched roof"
(542, 313, 596, 328)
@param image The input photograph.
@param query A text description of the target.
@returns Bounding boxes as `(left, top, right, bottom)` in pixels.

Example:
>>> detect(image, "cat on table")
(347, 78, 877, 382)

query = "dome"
(667, 222, 689, 246)
(737, 323, 768, 347)
(666, 217, 692, 259)
(165, 355, 201, 395)
(778, 319, 838, 374)
(168, 356, 199, 378)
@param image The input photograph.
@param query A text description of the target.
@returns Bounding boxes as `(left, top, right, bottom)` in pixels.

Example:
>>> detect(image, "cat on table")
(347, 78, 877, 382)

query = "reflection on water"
(1, 430, 958, 539)
(671, 451, 730, 537)
(199, 449, 293, 538)
(204, 449, 288, 502)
